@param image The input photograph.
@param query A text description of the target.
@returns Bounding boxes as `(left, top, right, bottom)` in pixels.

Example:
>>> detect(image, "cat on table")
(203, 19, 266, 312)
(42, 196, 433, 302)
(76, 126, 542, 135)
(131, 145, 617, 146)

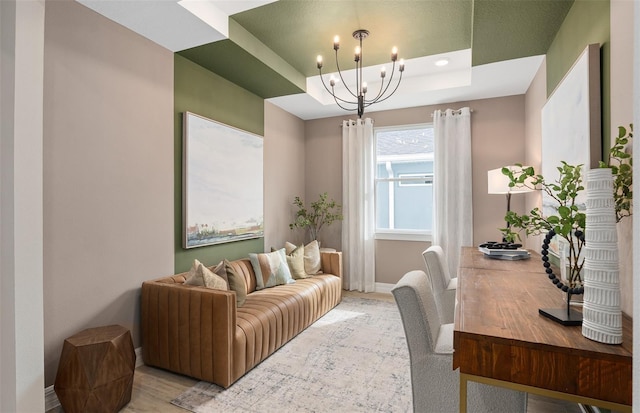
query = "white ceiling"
(76, 0, 545, 120)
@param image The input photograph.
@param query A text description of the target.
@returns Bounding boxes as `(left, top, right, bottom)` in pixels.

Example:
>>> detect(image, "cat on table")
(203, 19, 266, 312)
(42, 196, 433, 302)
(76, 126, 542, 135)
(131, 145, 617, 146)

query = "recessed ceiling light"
(435, 58, 449, 67)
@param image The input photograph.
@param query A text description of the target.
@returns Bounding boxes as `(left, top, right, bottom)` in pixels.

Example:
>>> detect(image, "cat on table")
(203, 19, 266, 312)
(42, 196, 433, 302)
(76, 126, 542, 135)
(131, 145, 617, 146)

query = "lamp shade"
(487, 166, 534, 194)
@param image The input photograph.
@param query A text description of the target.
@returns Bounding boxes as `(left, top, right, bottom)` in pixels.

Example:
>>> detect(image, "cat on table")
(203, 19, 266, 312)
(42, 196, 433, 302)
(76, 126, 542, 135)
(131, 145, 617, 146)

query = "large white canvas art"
(183, 112, 263, 248)
(541, 43, 601, 218)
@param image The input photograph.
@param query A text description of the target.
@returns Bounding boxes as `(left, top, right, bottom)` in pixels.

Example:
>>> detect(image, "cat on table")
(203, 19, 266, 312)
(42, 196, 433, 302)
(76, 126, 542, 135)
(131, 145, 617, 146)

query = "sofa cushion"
(249, 249, 295, 290)
(184, 259, 227, 290)
(225, 259, 247, 307)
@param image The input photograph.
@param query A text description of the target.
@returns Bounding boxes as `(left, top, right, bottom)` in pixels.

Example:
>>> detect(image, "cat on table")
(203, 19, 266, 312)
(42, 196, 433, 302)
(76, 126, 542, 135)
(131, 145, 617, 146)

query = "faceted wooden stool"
(54, 325, 135, 413)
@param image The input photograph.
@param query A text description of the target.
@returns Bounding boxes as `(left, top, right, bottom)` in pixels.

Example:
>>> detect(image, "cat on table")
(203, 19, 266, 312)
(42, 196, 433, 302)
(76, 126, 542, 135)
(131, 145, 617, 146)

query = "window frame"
(373, 123, 434, 242)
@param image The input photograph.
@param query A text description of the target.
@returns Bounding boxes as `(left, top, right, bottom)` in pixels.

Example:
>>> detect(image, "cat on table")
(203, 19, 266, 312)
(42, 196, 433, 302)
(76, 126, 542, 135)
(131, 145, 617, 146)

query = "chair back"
(422, 248, 456, 323)
(423, 246, 452, 288)
(391, 270, 441, 354)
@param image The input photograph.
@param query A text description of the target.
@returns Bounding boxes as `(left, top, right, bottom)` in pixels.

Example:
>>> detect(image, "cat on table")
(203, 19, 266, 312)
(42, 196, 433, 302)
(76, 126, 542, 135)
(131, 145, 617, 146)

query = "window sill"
(374, 232, 432, 242)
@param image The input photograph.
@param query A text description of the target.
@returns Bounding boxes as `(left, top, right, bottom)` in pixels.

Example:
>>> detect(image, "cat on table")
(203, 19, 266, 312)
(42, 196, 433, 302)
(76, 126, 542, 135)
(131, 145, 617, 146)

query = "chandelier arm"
(332, 94, 358, 112)
(318, 69, 336, 95)
(365, 61, 397, 104)
(335, 50, 358, 99)
(367, 74, 387, 103)
(319, 67, 357, 104)
(365, 71, 403, 106)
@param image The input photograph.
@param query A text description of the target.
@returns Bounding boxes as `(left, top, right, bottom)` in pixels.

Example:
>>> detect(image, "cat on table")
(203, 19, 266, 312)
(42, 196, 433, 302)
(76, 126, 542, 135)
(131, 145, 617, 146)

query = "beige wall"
(43, 0, 174, 386)
(303, 117, 344, 250)
(523, 58, 547, 252)
(264, 102, 307, 250)
(1, 1, 46, 410)
(610, 0, 634, 317)
(465, 96, 528, 246)
(304, 96, 527, 286)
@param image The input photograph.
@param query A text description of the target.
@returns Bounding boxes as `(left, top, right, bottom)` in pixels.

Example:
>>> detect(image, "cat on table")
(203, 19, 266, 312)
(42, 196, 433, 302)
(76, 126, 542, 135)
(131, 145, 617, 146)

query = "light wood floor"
(47, 291, 584, 413)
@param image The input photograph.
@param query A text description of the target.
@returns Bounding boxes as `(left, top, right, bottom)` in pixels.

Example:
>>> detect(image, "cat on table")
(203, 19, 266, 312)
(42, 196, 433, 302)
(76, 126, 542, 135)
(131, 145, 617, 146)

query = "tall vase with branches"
(289, 192, 343, 243)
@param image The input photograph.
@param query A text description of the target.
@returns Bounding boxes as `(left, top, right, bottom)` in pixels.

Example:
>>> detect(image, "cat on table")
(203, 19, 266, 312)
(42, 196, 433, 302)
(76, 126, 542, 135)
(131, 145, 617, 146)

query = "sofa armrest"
(141, 281, 237, 387)
(321, 251, 342, 279)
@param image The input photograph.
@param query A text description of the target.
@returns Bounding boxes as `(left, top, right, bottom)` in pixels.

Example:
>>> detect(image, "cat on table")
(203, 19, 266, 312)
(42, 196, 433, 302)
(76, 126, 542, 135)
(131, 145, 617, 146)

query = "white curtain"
(432, 108, 473, 277)
(342, 118, 376, 292)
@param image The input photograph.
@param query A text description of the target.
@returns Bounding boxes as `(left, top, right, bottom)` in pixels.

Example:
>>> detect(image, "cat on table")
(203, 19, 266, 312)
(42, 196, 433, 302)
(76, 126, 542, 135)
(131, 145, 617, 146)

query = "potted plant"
(501, 162, 586, 292)
(600, 124, 633, 223)
(289, 192, 343, 243)
(501, 124, 633, 293)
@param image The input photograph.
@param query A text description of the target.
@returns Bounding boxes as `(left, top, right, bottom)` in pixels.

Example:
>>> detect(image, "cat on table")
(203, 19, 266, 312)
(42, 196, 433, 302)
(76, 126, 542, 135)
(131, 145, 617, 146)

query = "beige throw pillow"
(304, 240, 322, 274)
(285, 240, 322, 275)
(184, 259, 227, 290)
(210, 260, 229, 289)
(286, 245, 308, 279)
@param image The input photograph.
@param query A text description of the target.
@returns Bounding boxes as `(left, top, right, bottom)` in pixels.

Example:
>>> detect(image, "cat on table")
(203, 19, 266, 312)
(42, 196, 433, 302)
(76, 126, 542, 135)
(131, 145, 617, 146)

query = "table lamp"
(487, 165, 534, 233)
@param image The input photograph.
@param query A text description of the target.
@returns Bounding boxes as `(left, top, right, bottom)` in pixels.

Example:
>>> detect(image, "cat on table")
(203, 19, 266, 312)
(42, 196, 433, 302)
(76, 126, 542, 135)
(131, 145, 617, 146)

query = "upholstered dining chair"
(422, 246, 457, 323)
(392, 270, 527, 413)
(424, 245, 457, 287)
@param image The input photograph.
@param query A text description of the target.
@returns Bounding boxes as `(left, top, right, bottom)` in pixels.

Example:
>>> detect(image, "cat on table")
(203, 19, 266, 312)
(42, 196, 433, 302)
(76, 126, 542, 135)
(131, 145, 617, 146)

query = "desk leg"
(459, 373, 468, 413)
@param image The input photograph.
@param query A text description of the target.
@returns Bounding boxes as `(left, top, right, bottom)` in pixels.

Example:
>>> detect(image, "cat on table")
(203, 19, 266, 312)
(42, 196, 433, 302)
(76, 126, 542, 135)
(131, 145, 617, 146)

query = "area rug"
(171, 295, 412, 413)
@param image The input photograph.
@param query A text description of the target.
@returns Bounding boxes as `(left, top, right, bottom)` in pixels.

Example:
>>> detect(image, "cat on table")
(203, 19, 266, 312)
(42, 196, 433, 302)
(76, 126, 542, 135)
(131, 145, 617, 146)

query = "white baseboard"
(135, 346, 144, 368)
(375, 282, 395, 294)
(45, 347, 144, 411)
(45, 385, 60, 411)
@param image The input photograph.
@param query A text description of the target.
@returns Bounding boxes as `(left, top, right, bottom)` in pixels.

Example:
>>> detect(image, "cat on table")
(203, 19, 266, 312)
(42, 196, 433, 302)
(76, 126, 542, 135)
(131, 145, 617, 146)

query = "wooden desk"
(453, 247, 632, 412)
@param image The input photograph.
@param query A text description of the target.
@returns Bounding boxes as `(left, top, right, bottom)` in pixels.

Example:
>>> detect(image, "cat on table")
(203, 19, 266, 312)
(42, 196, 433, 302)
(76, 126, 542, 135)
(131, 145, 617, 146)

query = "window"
(374, 124, 434, 241)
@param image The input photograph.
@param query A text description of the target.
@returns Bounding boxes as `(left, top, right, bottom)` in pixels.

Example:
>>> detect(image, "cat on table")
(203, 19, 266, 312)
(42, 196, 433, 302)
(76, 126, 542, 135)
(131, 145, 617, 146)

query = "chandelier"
(316, 29, 404, 118)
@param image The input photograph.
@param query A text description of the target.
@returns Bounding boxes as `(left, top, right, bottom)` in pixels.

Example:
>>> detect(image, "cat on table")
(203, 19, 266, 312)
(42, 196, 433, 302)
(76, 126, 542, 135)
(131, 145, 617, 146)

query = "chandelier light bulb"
(354, 46, 361, 62)
(362, 82, 367, 94)
(391, 46, 398, 61)
(380, 66, 386, 78)
(399, 59, 405, 72)
(333, 35, 340, 50)
(317, 55, 323, 69)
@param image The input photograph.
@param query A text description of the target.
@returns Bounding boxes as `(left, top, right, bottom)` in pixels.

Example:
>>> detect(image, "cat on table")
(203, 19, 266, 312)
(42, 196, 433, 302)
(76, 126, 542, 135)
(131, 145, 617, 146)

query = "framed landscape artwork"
(183, 112, 264, 248)
(541, 43, 601, 219)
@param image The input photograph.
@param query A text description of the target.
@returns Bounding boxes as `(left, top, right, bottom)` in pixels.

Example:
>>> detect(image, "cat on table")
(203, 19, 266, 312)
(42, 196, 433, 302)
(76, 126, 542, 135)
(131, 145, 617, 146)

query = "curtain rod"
(430, 108, 473, 118)
(339, 119, 376, 127)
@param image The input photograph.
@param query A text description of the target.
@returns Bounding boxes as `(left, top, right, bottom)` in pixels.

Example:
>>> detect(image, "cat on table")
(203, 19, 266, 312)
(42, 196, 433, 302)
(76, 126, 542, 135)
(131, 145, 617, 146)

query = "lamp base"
(539, 308, 582, 326)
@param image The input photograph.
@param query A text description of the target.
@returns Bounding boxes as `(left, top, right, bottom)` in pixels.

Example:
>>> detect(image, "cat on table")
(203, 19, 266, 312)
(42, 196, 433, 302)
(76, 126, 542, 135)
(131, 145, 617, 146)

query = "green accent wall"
(174, 54, 264, 273)
(546, 0, 610, 159)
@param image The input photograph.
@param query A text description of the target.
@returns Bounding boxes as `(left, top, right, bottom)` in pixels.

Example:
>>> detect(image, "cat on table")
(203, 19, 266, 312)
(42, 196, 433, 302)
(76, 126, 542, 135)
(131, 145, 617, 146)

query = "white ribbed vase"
(582, 168, 622, 344)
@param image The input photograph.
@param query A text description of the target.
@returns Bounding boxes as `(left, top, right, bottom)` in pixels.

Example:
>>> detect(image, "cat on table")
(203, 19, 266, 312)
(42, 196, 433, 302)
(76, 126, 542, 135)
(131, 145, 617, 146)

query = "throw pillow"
(210, 260, 229, 289)
(286, 245, 308, 279)
(285, 241, 298, 255)
(249, 249, 295, 290)
(184, 259, 227, 290)
(224, 259, 247, 307)
(303, 240, 322, 274)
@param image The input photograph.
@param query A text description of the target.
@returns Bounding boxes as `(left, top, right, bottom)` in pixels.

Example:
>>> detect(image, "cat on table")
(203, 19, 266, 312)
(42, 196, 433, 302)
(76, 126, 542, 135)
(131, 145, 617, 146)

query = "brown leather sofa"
(141, 251, 342, 388)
